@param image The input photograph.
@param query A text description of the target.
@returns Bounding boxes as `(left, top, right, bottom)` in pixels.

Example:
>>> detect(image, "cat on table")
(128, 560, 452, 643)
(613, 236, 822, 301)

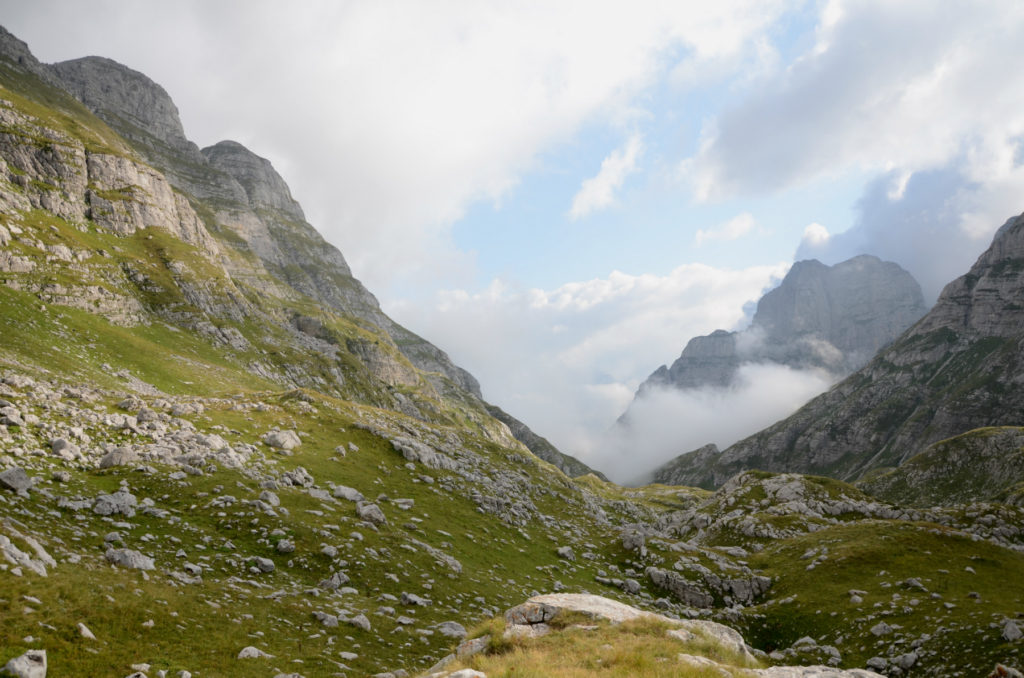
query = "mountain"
(2, 25, 1024, 677)
(678, 212, 1024, 487)
(632, 255, 925, 406)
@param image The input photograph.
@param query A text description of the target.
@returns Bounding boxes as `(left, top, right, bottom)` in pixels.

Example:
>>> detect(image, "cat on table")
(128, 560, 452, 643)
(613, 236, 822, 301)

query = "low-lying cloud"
(388, 262, 789, 473)
(595, 362, 835, 484)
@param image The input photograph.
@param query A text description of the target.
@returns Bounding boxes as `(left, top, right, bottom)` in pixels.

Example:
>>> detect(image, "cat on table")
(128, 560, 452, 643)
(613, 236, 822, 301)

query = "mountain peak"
(50, 56, 194, 155)
(202, 140, 305, 220)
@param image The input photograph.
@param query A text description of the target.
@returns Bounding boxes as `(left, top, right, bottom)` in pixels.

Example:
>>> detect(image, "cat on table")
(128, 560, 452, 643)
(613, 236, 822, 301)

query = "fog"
(589, 362, 834, 484)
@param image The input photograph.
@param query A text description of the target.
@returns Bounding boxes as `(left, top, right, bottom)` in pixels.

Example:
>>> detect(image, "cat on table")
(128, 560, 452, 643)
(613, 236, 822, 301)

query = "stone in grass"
(1004, 619, 1023, 642)
(2, 649, 46, 678)
(0, 467, 32, 494)
(237, 646, 274, 659)
(349, 614, 372, 631)
(318, 571, 350, 590)
(98, 446, 138, 469)
(449, 671, 487, 678)
(78, 622, 97, 640)
(333, 485, 364, 502)
(263, 430, 301, 452)
(436, 621, 467, 638)
(356, 502, 387, 526)
(253, 557, 275, 573)
(105, 548, 155, 570)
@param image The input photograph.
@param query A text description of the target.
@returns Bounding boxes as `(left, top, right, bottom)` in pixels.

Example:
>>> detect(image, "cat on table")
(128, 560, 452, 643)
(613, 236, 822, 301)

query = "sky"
(3, 1, 1024, 480)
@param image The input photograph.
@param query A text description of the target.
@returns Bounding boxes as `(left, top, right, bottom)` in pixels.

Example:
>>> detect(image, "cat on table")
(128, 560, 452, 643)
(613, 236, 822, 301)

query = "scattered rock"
(237, 646, 274, 659)
(0, 467, 32, 494)
(105, 548, 155, 570)
(2, 649, 46, 678)
(263, 430, 301, 451)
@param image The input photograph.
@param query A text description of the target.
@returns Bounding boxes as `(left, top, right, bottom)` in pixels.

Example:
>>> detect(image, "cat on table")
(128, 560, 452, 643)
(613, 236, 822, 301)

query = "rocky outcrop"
(705, 212, 1024, 485)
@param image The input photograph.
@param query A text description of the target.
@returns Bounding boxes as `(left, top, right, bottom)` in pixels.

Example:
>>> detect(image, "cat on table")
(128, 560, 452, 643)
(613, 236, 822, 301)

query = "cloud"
(694, 211, 757, 246)
(686, 1, 1024, 202)
(0, 0, 790, 295)
(800, 222, 830, 248)
(592, 363, 834, 484)
(796, 164, 1024, 303)
(569, 134, 643, 219)
(389, 260, 789, 472)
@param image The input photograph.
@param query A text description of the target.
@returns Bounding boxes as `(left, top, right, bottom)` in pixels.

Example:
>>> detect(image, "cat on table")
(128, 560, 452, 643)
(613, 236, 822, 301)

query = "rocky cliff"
(0, 24, 587, 468)
(635, 255, 925, 405)
(694, 212, 1024, 486)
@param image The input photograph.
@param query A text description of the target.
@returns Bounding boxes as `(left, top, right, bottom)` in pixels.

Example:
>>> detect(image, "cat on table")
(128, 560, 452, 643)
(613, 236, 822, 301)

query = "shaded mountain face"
(635, 255, 926, 405)
(619, 255, 924, 487)
(684, 212, 1024, 487)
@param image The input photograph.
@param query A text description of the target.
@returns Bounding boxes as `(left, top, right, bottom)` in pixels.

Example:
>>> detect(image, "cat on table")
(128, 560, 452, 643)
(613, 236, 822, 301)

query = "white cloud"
(390, 260, 790, 472)
(800, 222, 830, 248)
(0, 0, 790, 295)
(685, 0, 1024, 203)
(569, 134, 643, 219)
(594, 363, 834, 483)
(694, 211, 757, 245)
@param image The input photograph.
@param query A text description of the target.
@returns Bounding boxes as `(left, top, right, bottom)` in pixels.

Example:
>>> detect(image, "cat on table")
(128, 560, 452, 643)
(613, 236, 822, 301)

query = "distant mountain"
(622, 256, 924, 487)
(632, 255, 926, 408)
(678, 212, 1024, 487)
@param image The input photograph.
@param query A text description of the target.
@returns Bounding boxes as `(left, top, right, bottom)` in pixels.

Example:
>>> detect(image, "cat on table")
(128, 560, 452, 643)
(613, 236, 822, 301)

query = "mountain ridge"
(681, 211, 1024, 486)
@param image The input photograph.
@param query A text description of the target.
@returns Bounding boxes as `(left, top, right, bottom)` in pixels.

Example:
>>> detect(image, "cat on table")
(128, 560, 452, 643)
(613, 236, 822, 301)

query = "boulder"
(105, 548, 155, 570)
(2, 650, 46, 678)
(263, 430, 301, 451)
(0, 467, 32, 494)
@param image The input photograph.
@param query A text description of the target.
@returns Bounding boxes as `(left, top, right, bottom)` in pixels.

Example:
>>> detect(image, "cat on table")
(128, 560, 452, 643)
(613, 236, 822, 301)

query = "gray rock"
(253, 557, 275, 573)
(349, 613, 371, 631)
(99, 447, 138, 468)
(894, 652, 918, 670)
(436, 621, 467, 638)
(275, 539, 295, 554)
(870, 622, 892, 636)
(401, 592, 430, 606)
(357, 502, 387, 526)
(93, 490, 138, 517)
(556, 546, 575, 561)
(1004, 619, 1023, 642)
(865, 657, 887, 671)
(318, 571, 350, 590)
(237, 646, 273, 659)
(0, 467, 32, 494)
(105, 548, 155, 570)
(2, 649, 46, 678)
(263, 430, 301, 451)
(333, 485, 364, 502)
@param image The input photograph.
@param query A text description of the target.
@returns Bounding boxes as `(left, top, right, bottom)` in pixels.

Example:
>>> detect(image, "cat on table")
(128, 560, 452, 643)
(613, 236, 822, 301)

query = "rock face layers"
(0, 27, 588, 474)
(703, 212, 1024, 486)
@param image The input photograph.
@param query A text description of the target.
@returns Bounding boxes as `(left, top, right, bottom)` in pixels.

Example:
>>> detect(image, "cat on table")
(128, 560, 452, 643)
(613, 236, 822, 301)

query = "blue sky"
(4, 1, 1024, 477)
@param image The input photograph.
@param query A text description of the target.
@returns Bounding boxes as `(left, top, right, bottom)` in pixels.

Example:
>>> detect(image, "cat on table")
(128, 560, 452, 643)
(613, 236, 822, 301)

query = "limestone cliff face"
(44, 51, 482, 399)
(0, 26, 590, 467)
(702, 212, 1024, 486)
